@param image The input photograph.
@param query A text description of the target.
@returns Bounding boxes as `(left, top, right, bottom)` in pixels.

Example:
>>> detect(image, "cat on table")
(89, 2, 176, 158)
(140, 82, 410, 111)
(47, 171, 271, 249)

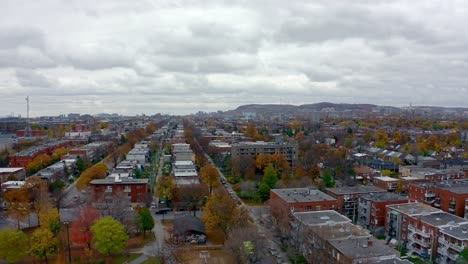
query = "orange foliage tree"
(71, 206, 100, 252)
(76, 163, 108, 190)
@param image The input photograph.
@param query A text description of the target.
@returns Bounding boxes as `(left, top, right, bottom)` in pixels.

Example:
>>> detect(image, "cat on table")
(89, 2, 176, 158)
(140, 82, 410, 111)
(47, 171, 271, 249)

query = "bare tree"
(224, 225, 269, 264)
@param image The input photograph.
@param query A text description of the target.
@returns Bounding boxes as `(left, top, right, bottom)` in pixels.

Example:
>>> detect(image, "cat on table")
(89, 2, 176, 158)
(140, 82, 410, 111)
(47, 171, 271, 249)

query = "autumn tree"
(27, 154, 52, 174)
(232, 156, 255, 179)
(245, 122, 258, 139)
(138, 207, 155, 238)
(91, 217, 128, 256)
(200, 164, 220, 194)
(4, 189, 30, 229)
(30, 228, 58, 264)
(71, 206, 100, 251)
(0, 228, 29, 263)
(51, 147, 68, 163)
(39, 207, 61, 236)
(76, 163, 108, 190)
(202, 192, 248, 237)
(309, 164, 321, 184)
(224, 226, 268, 263)
(156, 175, 176, 203)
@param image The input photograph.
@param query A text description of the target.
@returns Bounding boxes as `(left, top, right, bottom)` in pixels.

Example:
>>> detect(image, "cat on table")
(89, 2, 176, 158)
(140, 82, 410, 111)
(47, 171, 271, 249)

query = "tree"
(75, 156, 87, 174)
(138, 207, 154, 238)
(258, 164, 278, 201)
(76, 163, 108, 190)
(309, 164, 321, 184)
(322, 169, 335, 188)
(71, 206, 100, 251)
(30, 228, 58, 264)
(202, 192, 247, 237)
(224, 226, 268, 264)
(91, 216, 128, 256)
(156, 175, 176, 202)
(4, 189, 30, 229)
(200, 164, 220, 194)
(0, 228, 28, 263)
(38, 207, 61, 236)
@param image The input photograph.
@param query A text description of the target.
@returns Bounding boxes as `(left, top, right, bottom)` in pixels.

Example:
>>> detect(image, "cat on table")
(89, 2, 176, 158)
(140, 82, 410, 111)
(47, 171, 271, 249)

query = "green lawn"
(142, 257, 160, 264)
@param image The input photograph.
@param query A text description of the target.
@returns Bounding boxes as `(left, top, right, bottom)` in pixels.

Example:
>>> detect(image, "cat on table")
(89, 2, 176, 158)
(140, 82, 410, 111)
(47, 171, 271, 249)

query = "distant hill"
(223, 102, 468, 116)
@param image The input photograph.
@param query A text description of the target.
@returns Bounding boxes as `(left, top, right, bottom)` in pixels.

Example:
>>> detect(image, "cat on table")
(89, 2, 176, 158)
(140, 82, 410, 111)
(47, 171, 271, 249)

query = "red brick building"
(373, 176, 425, 194)
(408, 180, 468, 218)
(270, 188, 338, 213)
(89, 176, 148, 205)
(15, 130, 44, 137)
(326, 186, 386, 220)
(385, 202, 468, 260)
(358, 192, 408, 235)
(8, 140, 73, 169)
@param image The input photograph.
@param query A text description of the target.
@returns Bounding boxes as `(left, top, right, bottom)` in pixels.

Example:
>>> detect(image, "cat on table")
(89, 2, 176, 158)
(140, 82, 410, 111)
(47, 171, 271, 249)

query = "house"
(0, 167, 26, 184)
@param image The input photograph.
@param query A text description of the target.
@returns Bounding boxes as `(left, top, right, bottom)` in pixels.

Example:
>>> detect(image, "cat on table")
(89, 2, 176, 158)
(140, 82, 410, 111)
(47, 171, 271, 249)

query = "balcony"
(412, 237, 431, 247)
(438, 246, 449, 255)
(448, 252, 459, 261)
(434, 201, 441, 208)
(450, 242, 464, 252)
(425, 192, 435, 198)
(438, 237, 449, 247)
(449, 207, 456, 213)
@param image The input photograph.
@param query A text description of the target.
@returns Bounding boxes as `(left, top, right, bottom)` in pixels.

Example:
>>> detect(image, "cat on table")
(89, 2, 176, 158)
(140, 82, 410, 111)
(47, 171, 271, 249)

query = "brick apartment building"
(90, 175, 148, 205)
(358, 192, 408, 235)
(408, 179, 468, 218)
(400, 166, 465, 182)
(270, 188, 338, 213)
(291, 210, 408, 264)
(373, 176, 425, 194)
(326, 185, 386, 221)
(438, 222, 468, 263)
(231, 140, 298, 168)
(9, 140, 73, 169)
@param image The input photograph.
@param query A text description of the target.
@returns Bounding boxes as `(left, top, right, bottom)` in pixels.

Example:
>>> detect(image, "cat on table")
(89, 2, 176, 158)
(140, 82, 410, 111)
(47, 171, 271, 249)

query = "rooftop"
(90, 177, 148, 185)
(373, 176, 398, 182)
(419, 212, 468, 227)
(293, 210, 350, 226)
(360, 192, 408, 202)
(387, 202, 441, 216)
(329, 237, 398, 261)
(0, 168, 24, 173)
(439, 223, 468, 240)
(271, 188, 336, 203)
(326, 185, 386, 195)
(412, 180, 468, 194)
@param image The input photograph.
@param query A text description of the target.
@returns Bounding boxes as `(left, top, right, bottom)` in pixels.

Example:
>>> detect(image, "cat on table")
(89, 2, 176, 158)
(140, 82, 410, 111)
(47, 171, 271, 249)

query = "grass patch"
(142, 257, 160, 264)
(113, 253, 142, 264)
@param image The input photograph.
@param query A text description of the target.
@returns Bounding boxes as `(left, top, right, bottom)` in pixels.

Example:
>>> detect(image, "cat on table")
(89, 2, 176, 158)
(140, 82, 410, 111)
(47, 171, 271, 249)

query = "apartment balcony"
(438, 237, 449, 247)
(409, 227, 431, 238)
(434, 201, 441, 208)
(449, 207, 456, 213)
(412, 237, 431, 248)
(425, 192, 435, 198)
(408, 245, 426, 256)
(448, 252, 459, 261)
(450, 242, 464, 252)
(438, 246, 449, 256)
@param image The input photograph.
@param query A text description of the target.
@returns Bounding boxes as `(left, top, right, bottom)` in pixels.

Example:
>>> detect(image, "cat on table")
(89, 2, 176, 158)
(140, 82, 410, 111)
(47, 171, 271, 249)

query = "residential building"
(358, 192, 408, 235)
(437, 223, 468, 263)
(373, 176, 424, 194)
(270, 188, 338, 213)
(400, 166, 465, 182)
(231, 140, 298, 168)
(408, 179, 468, 217)
(326, 186, 386, 221)
(0, 167, 26, 184)
(89, 175, 148, 206)
(9, 140, 73, 169)
(291, 210, 403, 264)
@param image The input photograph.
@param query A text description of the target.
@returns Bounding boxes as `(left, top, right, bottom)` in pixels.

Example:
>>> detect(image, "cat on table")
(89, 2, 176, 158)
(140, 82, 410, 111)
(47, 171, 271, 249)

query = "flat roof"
(360, 192, 408, 202)
(329, 237, 398, 261)
(271, 188, 336, 203)
(90, 178, 148, 185)
(326, 185, 386, 195)
(293, 210, 350, 226)
(419, 212, 468, 227)
(412, 180, 468, 194)
(440, 223, 468, 240)
(373, 176, 398, 182)
(387, 202, 441, 216)
(0, 168, 24, 173)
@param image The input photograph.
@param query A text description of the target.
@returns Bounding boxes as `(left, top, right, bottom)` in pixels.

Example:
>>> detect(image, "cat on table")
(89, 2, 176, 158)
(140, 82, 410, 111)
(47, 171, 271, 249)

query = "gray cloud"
(1, 0, 468, 116)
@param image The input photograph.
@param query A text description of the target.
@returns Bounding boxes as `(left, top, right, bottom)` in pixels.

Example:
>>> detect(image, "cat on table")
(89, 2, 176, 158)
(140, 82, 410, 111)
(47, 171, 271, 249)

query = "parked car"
(155, 208, 172, 214)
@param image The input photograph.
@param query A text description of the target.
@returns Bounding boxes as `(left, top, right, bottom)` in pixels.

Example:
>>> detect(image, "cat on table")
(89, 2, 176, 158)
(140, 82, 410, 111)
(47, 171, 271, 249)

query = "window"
(106, 186, 112, 192)
(306, 206, 312, 210)
(316, 205, 321, 210)
(124, 185, 131, 192)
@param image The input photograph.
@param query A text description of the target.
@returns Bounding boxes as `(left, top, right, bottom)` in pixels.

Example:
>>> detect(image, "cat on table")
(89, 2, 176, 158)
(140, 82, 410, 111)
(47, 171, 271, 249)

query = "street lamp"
(63, 221, 72, 263)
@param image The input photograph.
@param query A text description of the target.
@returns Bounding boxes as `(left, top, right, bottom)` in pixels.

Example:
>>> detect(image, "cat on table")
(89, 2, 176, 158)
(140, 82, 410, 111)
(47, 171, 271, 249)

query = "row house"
(326, 186, 386, 222)
(0, 168, 26, 184)
(408, 180, 468, 218)
(270, 188, 338, 213)
(400, 166, 465, 182)
(9, 140, 73, 169)
(358, 192, 408, 235)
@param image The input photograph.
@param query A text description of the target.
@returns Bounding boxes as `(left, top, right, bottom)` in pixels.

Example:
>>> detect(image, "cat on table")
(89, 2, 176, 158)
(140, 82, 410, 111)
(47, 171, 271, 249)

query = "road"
(203, 153, 290, 264)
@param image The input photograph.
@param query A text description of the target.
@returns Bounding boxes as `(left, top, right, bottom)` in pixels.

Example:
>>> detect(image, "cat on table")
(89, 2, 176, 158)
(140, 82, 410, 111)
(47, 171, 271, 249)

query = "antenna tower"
(25, 96, 32, 137)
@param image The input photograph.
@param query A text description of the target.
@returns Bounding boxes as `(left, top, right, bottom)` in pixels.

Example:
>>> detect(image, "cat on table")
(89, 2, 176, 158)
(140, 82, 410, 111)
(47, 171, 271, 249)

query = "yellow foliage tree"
(76, 163, 108, 190)
(200, 164, 220, 195)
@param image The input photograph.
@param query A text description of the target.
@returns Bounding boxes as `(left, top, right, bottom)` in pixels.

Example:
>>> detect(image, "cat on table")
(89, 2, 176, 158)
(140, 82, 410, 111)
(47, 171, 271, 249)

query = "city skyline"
(2, 1, 468, 116)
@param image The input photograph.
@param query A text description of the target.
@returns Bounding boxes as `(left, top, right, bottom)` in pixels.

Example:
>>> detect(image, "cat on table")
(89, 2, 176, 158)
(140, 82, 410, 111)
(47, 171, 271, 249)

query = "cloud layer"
(1, 0, 468, 116)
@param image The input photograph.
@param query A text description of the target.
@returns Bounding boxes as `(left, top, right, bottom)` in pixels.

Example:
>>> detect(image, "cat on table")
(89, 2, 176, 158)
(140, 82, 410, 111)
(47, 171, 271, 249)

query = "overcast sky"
(1, 0, 468, 116)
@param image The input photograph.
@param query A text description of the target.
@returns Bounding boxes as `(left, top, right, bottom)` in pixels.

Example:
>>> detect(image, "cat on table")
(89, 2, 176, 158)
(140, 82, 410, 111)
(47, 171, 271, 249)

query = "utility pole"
(63, 221, 72, 263)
